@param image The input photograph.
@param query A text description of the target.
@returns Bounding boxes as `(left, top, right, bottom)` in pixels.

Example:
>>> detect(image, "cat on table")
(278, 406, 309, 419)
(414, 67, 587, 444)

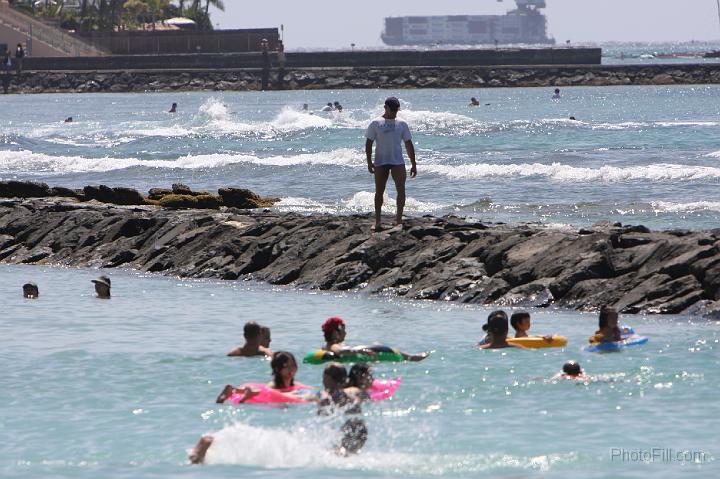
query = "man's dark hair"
(598, 306, 618, 329)
(243, 321, 261, 340)
(510, 311, 530, 330)
(384, 97, 400, 111)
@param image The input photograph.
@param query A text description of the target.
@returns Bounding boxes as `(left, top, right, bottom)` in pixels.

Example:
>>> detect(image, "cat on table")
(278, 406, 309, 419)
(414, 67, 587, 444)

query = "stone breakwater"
(2, 64, 720, 94)
(2, 196, 720, 317)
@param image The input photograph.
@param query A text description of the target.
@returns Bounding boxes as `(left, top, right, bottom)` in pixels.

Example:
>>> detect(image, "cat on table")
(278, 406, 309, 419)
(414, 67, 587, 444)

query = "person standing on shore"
(2, 50, 12, 74)
(14, 44, 24, 73)
(260, 38, 270, 91)
(15, 44, 24, 73)
(365, 97, 416, 231)
(276, 39, 286, 90)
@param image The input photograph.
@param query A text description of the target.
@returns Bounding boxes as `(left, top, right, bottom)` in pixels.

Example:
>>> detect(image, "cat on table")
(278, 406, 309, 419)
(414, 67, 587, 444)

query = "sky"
(209, 0, 720, 49)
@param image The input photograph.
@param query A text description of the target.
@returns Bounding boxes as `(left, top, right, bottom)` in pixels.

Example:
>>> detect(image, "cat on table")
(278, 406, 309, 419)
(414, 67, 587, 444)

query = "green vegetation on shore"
(11, 0, 225, 32)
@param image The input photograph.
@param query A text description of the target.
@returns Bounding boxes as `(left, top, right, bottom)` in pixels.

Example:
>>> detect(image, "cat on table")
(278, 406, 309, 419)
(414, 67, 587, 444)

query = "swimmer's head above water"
(323, 362, 347, 390)
(270, 351, 297, 388)
(562, 360, 583, 377)
(347, 363, 373, 389)
(338, 418, 368, 456)
(322, 316, 346, 344)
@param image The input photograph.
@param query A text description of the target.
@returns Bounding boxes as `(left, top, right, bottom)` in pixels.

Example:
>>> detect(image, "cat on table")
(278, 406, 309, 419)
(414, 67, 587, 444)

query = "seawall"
(2, 63, 719, 94)
(2, 194, 720, 317)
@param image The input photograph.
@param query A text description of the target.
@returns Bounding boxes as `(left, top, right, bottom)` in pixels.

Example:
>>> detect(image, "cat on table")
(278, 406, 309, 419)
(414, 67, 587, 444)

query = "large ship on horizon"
(381, 0, 554, 46)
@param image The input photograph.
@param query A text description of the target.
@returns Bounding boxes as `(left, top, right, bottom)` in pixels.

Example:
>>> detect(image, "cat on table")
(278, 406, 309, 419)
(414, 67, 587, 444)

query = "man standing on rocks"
(365, 97, 416, 231)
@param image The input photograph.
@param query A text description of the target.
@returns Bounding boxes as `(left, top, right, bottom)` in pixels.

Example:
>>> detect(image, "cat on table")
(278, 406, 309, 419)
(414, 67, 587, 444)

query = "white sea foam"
(651, 201, 720, 213)
(203, 422, 579, 473)
(0, 149, 364, 174)
(276, 191, 447, 215)
(423, 162, 720, 182)
(705, 150, 720, 158)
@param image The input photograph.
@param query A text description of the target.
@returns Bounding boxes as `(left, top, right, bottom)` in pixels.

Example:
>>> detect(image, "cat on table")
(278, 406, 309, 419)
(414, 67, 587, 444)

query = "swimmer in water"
(169, 102, 177, 113)
(588, 306, 623, 344)
(322, 316, 429, 361)
(23, 282, 39, 298)
(336, 417, 368, 456)
(260, 325, 272, 350)
(469, 97, 480, 106)
(226, 321, 272, 357)
(64, 117, 73, 123)
(552, 88, 561, 99)
(478, 310, 502, 346)
(510, 311, 554, 342)
(345, 363, 374, 399)
(549, 360, 587, 381)
(317, 362, 361, 415)
(191, 359, 365, 464)
(318, 363, 369, 456)
(333, 101, 343, 112)
(92, 275, 111, 299)
(216, 351, 304, 403)
(320, 102, 333, 112)
(478, 310, 526, 349)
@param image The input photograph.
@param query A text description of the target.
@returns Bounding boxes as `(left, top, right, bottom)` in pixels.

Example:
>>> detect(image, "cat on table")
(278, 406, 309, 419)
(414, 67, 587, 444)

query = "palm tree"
(204, 0, 224, 15)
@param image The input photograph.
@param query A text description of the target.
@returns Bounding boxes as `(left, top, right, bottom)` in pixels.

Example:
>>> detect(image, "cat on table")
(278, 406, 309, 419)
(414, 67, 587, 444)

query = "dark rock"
(2, 197, 720, 315)
(0, 181, 51, 198)
(157, 194, 221, 209)
(147, 188, 173, 200)
(49, 186, 83, 199)
(83, 185, 145, 205)
(218, 187, 279, 209)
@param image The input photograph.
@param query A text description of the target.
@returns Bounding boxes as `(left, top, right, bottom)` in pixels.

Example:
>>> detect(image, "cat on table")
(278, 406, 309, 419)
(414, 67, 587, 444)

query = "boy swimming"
(510, 311, 554, 342)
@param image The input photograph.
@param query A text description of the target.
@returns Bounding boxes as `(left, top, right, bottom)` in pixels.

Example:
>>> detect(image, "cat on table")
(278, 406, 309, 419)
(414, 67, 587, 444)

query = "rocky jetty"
(2, 184, 720, 317)
(2, 64, 719, 94)
(0, 181, 279, 209)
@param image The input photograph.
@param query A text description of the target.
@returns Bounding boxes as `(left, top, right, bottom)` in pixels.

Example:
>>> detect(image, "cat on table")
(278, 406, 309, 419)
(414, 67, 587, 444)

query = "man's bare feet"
(406, 351, 430, 362)
(189, 435, 214, 464)
(215, 384, 236, 404)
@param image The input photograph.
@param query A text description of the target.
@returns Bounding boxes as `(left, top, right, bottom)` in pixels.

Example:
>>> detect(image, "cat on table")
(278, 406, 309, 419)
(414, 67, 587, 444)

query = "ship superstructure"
(382, 0, 553, 46)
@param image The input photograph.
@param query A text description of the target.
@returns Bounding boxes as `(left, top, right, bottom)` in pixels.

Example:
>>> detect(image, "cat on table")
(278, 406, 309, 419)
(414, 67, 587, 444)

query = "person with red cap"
(322, 316, 376, 358)
(322, 316, 429, 361)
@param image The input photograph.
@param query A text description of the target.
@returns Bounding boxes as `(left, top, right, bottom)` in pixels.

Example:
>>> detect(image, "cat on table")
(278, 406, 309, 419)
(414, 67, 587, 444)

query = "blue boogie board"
(586, 335, 648, 352)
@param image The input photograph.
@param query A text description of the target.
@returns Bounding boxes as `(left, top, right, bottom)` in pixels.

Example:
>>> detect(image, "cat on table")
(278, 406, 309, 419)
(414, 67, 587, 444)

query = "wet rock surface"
(2, 195, 720, 316)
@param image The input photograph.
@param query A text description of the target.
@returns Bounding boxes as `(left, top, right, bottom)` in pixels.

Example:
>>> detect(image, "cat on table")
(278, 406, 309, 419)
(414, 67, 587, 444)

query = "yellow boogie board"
(507, 335, 567, 349)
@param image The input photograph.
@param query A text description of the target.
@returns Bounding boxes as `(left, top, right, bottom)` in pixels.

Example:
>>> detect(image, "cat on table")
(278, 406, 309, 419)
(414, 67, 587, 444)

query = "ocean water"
(2, 85, 720, 477)
(2, 86, 720, 229)
(0, 265, 718, 478)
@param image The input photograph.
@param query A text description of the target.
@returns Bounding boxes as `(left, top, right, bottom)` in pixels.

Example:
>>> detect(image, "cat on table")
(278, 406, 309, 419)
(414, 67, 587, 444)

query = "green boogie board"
(303, 345, 404, 364)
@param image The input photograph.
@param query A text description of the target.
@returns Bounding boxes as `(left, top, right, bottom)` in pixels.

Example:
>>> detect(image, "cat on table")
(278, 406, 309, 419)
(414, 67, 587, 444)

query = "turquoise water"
(2, 84, 720, 477)
(2, 86, 720, 228)
(1, 265, 718, 478)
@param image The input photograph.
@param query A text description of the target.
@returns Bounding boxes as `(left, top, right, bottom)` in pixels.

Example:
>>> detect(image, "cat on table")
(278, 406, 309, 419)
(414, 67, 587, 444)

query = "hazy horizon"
(209, 0, 720, 49)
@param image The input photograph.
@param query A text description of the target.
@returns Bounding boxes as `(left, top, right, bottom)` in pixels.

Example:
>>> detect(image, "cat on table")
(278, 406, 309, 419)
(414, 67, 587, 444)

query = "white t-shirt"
(320, 105, 333, 112)
(365, 117, 412, 166)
